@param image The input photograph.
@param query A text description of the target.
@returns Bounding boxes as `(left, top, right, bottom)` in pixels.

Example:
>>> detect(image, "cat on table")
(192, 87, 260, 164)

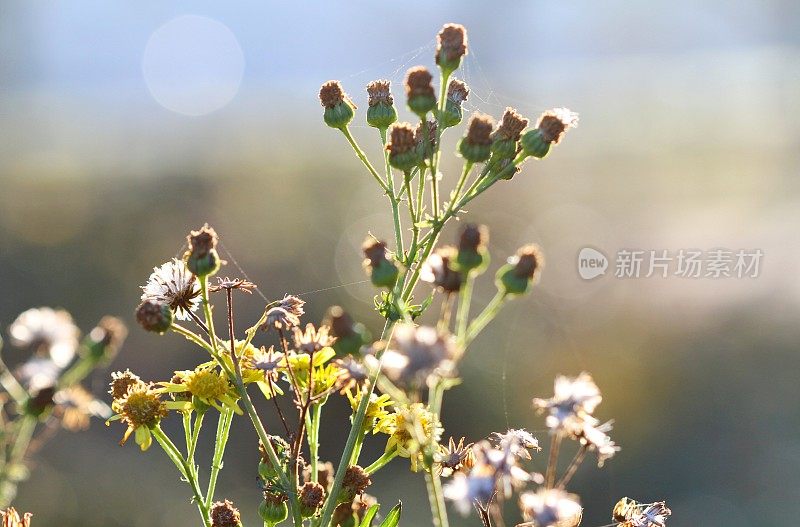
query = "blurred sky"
(1, 1, 800, 526)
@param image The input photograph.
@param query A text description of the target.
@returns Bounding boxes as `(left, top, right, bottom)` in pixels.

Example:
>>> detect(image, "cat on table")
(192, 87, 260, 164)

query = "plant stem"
(545, 432, 563, 489)
(456, 272, 476, 348)
(152, 425, 210, 527)
(381, 127, 404, 257)
(425, 469, 450, 527)
(556, 446, 587, 489)
(318, 318, 395, 527)
(307, 403, 322, 483)
(464, 291, 507, 346)
(206, 407, 234, 508)
(363, 449, 399, 475)
(341, 126, 389, 193)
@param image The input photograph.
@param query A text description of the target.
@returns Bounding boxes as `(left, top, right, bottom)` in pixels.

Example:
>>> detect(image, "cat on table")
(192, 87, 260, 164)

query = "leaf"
(377, 502, 402, 527)
(358, 504, 381, 527)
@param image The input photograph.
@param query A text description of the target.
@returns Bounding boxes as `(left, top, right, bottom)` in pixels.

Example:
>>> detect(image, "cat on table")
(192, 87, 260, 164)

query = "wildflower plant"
(0, 308, 126, 508)
(110, 23, 670, 527)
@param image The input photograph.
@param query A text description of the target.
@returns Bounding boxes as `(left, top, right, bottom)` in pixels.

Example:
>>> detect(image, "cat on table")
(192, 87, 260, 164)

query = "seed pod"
(366, 80, 397, 130)
(458, 113, 494, 163)
(320, 80, 356, 129)
(185, 224, 221, 277)
(496, 244, 544, 296)
(405, 66, 436, 117)
(135, 300, 173, 334)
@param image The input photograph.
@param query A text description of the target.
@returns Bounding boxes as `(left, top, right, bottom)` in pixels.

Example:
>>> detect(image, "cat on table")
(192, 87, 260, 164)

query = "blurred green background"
(2, 1, 799, 526)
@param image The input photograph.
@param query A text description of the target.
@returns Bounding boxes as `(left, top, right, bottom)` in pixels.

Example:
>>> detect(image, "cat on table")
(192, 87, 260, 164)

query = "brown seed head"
(465, 113, 494, 146)
(513, 244, 544, 280)
(299, 481, 326, 512)
(436, 23, 468, 65)
(536, 108, 579, 144)
(109, 369, 144, 400)
(278, 294, 306, 319)
(447, 79, 470, 105)
(415, 120, 438, 150)
(210, 500, 241, 527)
(1, 508, 32, 527)
(366, 80, 393, 107)
(362, 238, 389, 267)
(386, 123, 417, 156)
(188, 223, 217, 258)
(319, 80, 347, 109)
(493, 107, 529, 142)
(342, 465, 372, 497)
(405, 66, 435, 99)
(458, 223, 488, 254)
(326, 306, 356, 339)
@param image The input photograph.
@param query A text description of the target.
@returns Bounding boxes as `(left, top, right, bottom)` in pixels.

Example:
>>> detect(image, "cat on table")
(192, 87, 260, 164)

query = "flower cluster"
(0, 308, 125, 507)
(100, 22, 669, 527)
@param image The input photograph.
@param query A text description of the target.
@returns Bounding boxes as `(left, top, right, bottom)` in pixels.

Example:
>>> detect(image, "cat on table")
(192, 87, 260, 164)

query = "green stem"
(455, 272, 476, 348)
(349, 429, 367, 466)
(545, 432, 563, 489)
(363, 449, 399, 475)
(318, 318, 395, 527)
(445, 162, 474, 218)
(308, 403, 322, 483)
(152, 425, 210, 527)
(0, 357, 28, 406)
(188, 411, 205, 472)
(206, 407, 234, 508)
(430, 69, 451, 221)
(381, 127, 404, 258)
(464, 290, 507, 346)
(425, 469, 450, 527)
(340, 126, 389, 193)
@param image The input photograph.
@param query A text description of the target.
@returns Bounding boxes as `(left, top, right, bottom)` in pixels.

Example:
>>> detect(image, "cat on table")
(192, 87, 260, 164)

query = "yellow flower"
(159, 366, 242, 415)
(375, 403, 442, 471)
(281, 347, 340, 399)
(107, 382, 169, 451)
(345, 387, 392, 433)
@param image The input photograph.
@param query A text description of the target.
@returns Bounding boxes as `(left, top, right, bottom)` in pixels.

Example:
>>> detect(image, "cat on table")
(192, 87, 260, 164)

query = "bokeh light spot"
(142, 15, 245, 116)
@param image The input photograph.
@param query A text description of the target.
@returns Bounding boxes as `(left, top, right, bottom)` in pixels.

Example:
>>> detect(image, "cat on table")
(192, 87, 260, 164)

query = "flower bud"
(259, 436, 291, 481)
(337, 465, 372, 504)
(299, 481, 326, 518)
(456, 223, 490, 273)
(135, 300, 172, 334)
(325, 306, 369, 356)
(362, 238, 399, 289)
(83, 316, 127, 362)
(366, 80, 397, 130)
(496, 244, 544, 296)
(259, 493, 289, 526)
(436, 23, 468, 74)
(440, 79, 469, 129)
(521, 108, 578, 159)
(210, 500, 242, 527)
(458, 113, 494, 163)
(491, 107, 528, 160)
(320, 80, 356, 129)
(386, 123, 422, 171)
(420, 247, 462, 293)
(405, 66, 436, 117)
(415, 120, 438, 161)
(185, 224, 221, 277)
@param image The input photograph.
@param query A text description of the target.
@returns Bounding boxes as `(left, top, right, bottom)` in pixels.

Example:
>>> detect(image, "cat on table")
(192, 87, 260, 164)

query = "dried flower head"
(186, 223, 222, 277)
(0, 508, 32, 527)
(366, 80, 393, 106)
(299, 481, 326, 517)
(262, 307, 300, 332)
(361, 237, 399, 288)
(405, 66, 434, 100)
(614, 498, 671, 527)
(493, 107, 529, 142)
(135, 300, 173, 334)
(436, 437, 475, 476)
(447, 79, 470, 105)
(573, 420, 620, 466)
(320, 80, 347, 109)
(293, 323, 336, 354)
(519, 488, 583, 527)
(16, 357, 60, 394)
(513, 245, 544, 279)
(109, 369, 144, 400)
(386, 122, 421, 171)
(377, 324, 458, 389)
(334, 355, 368, 393)
(420, 247, 462, 293)
(537, 108, 579, 145)
(436, 23, 468, 70)
(493, 428, 541, 460)
(458, 223, 488, 254)
(209, 277, 257, 294)
(460, 113, 494, 163)
(339, 465, 372, 503)
(8, 307, 79, 368)
(210, 500, 242, 527)
(53, 385, 109, 431)
(533, 372, 602, 432)
(141, 258, 201, 321)
(415, 119, 438, 158)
